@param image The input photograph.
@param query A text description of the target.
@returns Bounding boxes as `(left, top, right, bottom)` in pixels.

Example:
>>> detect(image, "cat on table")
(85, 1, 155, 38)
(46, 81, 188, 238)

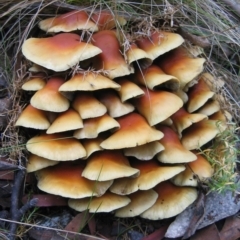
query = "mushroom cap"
(171, 89, 188, 104)
(171, 152, 213, 187)
(126, 43, 152, 68)
(82, 150, 140, 181)
(136, 31, 184, 60)
(27, 133, 86, 161)
(28, 63, 47, 73)
(181, 119, 227, 150)
(97, 90, 135, 118)
(36, 162, 112, 198)
(30, 77, 70, 112)
(22, 77, 46, 91)
(59, 72, 121, 92)
(27, 154, 59, 173)
(46, 108, 83, 134)
(73, 114, 120, 139)
(68, 192, 130, 213)
(115, 189, 158, 218)
(110, 159, 185, 195)
(196, 100, 220, 116)
(22, 33, 102, 72)
(140, 181, 198, 220)
(91, 11, 127, 30)
(186, 77, 215, 113)
(15, 104, 50, 130)
(124, 141, 164, 160)
(156, 125, 197, 164)
(100, 113, 164, 149)
(116, 78, 144, 102)
(82, 137, 104, 159)
(91, 30, 134, 79)
(39, 10, 98, 33)
(72, 92, 107, 119)
(157, 47, 206, 89)
(133, 87, 183, 126)
(133, 64, 179, 91)
(171, 107, 208, 134)
(209, 110, 230, 122)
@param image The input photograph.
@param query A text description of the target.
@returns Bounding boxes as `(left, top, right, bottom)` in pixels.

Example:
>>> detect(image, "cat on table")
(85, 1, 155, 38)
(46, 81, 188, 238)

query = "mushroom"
(38, 10, 98, 33)
(68, 192, 130, 213)
(136, 31, 184, 60)
(133, 87, 183, 126)
(110, 159, 185, 195)
(156, 125, 197, 164)
(72, 92, 107, 119)
(22, 77, 46, 91)
(82, 150, 140, 181)
(91, 30, 134, 79)
(30, 77, 70, 112)
(115, 189, 158, 218)
(82, 137, 104, 159)
(22, 33, 102, 72)
(73, 114, 120, 139)
(27, 133, 86, 161)
(100, 112, 164, 149)
(140, 181, 198, 220)
(196, 99, 220, 116)
(15, 104, 50, 130)
(157, 47, 206, 89)
(36, 161, 113, 198)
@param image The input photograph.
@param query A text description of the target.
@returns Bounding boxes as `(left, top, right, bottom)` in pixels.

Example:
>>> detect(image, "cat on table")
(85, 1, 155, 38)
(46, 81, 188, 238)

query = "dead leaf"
(190, 224, 221, 240)
(142, 224, 169, 240)
(88, 213, 96, 235)
(219, 216, 240, 240)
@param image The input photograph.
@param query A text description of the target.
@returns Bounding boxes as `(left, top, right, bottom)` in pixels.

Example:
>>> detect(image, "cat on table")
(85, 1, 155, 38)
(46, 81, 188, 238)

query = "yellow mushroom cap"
(22, 77, 46, 91)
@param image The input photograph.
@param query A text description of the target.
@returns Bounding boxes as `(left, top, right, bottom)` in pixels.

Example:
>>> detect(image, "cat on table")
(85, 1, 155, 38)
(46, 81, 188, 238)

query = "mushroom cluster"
(15, 10, 229, 220)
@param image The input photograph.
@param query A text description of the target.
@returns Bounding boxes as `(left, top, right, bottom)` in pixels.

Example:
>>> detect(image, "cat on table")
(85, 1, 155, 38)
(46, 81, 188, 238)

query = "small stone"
(128, 230, 144, 240)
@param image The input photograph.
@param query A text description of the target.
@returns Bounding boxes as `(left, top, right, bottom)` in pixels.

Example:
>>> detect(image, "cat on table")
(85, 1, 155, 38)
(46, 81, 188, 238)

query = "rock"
(128, 230, 144, 240)
(165, 189, 240, 238)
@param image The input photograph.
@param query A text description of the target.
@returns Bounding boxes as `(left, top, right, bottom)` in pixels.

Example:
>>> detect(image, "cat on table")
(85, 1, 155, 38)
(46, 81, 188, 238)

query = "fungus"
(140, 181, 198, 220)
(68, 192, 130, 213)
(30, 77, 70, 112)
(22, 33, 102, 72)
(22, 77, 46, 91)
(82, 137, 104, 159)
(196, 99, 220, 116)
(27, 133, 86, 161)
(82, 150, 140, 181)
(100, 112, 164, 149)
(156, 125, 197, 164)
(36, 162, 112, 198)
(39, 10, 98, 33)
(133, 87, 183, 126)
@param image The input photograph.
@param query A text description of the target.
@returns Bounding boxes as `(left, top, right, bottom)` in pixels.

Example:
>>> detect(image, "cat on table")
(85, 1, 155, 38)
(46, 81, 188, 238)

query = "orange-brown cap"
(133, 87, 183, 126)
(27, 154, 59, 173)
(59, 72, 121, 92)
(181, 119, 227, 150)
(157, 47, 206, 89)
(115, 189, 158, 217)
(124, 141, 164, 160)
(46, 108, 83, 134)
(100, 113, 164, 149)
(72, 92, 107, 119)
(15, 104, 50, 130)
(82, 137, 104, 159)
(22, 77, 46, 91)
(36, 162, 112, 198)
(172, 152, 213, 186)
(136, 31, 184, 60)
(82, 150, 140, 181)
(196, 100, 220, 116)
(110, 159, 185, 195)
(116, 78, 144, 102)
(27, 133, 86, 161)
(91, 30, 134, 79)
(39, 10, 98, 33)
(156, 125, 197, 164)
(73, 114, 120, 139)
(186, 77, 215, 113)
(171, 107, 208, 135)
(97, 90, 135, 118)
(22, 33, 102, 72)
(140, 181, 198, 220)
(91, 10, 126, 30)
(30, 78, 70, 112)
(68, 192, 130, 213)
(171, 89, 189, 104)
(209, 110, 232, 122)
(133, 64, 179, 91)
